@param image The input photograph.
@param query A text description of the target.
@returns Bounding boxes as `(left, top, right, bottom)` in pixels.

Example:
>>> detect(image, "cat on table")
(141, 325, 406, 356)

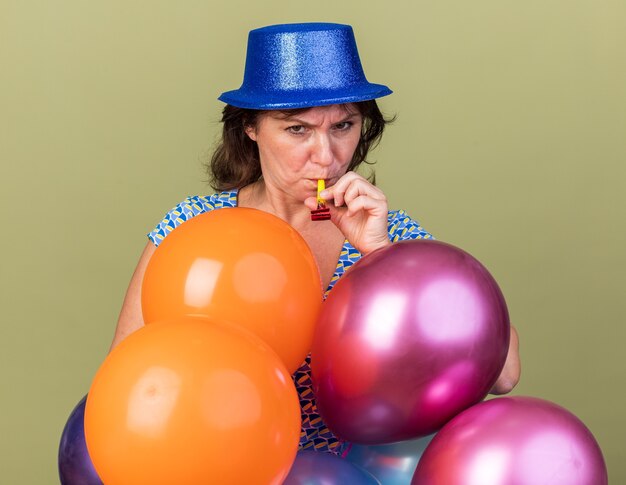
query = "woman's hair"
(208, 100, 393, 191)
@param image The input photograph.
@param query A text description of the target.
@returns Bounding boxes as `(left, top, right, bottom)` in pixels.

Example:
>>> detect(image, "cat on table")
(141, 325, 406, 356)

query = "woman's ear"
(244, 124, 257, 142)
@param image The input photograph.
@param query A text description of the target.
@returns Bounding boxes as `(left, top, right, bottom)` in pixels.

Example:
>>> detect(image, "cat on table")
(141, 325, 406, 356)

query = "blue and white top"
(148, 189, 433, 456)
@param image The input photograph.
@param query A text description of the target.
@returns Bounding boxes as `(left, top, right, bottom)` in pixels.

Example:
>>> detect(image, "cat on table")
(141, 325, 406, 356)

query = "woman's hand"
(305, 172, 391, 255)
(490, 325, 521, 395)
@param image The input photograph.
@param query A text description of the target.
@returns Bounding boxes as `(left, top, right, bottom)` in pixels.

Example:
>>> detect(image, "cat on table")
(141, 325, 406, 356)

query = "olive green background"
(1, 0, 624, 483)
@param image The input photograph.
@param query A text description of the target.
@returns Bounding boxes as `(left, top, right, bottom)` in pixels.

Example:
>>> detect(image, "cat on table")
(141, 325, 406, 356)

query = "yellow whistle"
(317, 179, 326, 207)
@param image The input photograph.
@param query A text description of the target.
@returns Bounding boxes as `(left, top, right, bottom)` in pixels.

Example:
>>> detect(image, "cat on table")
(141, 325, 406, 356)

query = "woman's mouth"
(307, 177, 333, 185)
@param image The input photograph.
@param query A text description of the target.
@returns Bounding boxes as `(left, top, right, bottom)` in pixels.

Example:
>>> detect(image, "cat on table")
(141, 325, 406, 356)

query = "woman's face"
(245, 104, 362, 199)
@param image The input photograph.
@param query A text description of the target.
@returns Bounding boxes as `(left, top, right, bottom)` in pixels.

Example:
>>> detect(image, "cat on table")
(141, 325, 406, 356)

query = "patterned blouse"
(148, 190, 433, 456)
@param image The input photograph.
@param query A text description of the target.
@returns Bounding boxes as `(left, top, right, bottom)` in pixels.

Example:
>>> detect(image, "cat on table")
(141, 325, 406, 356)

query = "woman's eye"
(287, 125, 306, 134)
(334, 121, 353, 131)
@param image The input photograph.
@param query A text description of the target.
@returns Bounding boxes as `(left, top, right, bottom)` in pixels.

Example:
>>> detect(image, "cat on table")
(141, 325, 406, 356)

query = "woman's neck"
(238, 180, 311, 229)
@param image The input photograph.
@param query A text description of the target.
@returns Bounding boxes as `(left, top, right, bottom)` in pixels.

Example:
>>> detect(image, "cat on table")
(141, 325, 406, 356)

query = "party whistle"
(311, 179, 331, 221)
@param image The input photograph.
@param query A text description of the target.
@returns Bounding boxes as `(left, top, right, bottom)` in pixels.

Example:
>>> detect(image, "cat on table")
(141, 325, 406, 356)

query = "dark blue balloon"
(58, 395, 103, 485)
(285, 450, 380, 484)
(346, 435, 434, 485)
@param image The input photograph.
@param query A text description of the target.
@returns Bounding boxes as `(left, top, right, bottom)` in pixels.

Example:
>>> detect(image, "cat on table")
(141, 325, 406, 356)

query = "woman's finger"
(343, 179, 386, 206)
(345, 194, 387, 217)
(324, 172, 383, 207)
(303, 196, 319, 211)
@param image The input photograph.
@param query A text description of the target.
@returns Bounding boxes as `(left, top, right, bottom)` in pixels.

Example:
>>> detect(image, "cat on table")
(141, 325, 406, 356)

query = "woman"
(112, 22, 521, 456)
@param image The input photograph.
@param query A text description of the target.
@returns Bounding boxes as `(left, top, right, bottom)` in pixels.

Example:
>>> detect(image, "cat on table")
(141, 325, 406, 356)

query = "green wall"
(2, 1, 624, 482)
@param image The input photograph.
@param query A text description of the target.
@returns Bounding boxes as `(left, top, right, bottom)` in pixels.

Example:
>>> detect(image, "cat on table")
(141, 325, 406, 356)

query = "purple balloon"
(412, 396, 608, 485)
(284, 450, 381, 484)
(311, 240, 509, 444)
(58, 395, 103, 485)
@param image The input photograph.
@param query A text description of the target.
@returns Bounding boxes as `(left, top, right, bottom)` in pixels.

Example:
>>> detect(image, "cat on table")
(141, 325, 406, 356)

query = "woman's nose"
(311, 133, 333, 166)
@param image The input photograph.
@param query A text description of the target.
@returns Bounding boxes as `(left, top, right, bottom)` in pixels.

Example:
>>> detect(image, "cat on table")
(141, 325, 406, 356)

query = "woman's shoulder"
(326, 209, 434, 296)
(336, 209, 434, 271)
(189, 191, 239, 210)
(147, 190, 238, 246)
(387, 209, 434, 242)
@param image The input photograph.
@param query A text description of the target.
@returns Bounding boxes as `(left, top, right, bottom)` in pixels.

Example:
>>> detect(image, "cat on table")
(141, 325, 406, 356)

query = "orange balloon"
(141, 208, 323, 373)
(85, 317, 301, 485)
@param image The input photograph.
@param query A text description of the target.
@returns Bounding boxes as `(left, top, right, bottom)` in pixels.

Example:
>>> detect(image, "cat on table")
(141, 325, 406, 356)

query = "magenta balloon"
(412, 396, 608, 485)
(311, 240, 510, 444)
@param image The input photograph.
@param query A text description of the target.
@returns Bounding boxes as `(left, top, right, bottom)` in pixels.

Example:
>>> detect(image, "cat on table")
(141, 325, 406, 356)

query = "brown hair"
(208, 100, 393, 191)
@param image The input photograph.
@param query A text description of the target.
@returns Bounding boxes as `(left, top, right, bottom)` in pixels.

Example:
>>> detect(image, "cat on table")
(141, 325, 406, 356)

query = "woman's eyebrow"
(281, 117, 313, 126)
(281, 113, 360, 125)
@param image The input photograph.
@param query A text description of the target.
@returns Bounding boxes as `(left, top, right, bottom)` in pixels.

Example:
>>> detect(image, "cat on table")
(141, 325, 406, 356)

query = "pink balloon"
(311, 240, 509, 444)
(412, 396, 608, 485)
